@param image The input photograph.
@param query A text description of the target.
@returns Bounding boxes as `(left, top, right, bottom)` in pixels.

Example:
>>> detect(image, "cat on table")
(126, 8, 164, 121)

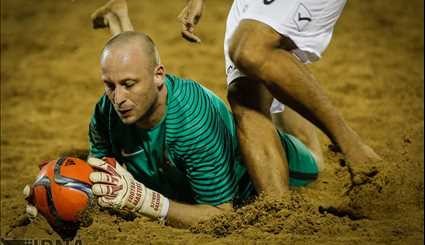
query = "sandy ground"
(1, 0, 423, 244)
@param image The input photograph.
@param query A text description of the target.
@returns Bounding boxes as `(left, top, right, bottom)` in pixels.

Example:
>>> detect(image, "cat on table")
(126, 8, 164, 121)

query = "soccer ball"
(29, 157, 94, 239)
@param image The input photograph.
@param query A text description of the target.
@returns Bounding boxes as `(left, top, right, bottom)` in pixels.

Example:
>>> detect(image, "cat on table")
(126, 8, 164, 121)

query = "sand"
(1, 0, 423, 244)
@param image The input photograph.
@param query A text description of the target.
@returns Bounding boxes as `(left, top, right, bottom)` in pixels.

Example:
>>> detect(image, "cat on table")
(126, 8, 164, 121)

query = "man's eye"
(104, 82, 115, 90)
(124, 80, 136, 88)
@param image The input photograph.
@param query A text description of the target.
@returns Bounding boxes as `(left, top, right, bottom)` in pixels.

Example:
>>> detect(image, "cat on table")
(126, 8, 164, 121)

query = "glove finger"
(88, 157, 122, 178)
(102, 157, 128, 177)
(98, 196, 114, 208)
(23, 184, 31, 199)
(26, 204, 38, 218)
(102, 157, 118, 167)
(92, 183, 122, 197)
(92, 183, 111, 196)
(89, 171, 119, 185)
(87, 157, 111, 172)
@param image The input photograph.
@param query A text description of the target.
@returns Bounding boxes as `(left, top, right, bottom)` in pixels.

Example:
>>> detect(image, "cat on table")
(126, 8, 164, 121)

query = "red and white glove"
(87, 157, 169, 220)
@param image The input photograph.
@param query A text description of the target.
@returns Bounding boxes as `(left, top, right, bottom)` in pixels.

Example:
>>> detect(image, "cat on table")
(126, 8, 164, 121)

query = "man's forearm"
(166, 201, 232, 228)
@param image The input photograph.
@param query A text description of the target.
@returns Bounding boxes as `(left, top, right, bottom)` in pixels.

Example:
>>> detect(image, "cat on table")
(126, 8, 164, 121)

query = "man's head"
(100, 31, 165, 125)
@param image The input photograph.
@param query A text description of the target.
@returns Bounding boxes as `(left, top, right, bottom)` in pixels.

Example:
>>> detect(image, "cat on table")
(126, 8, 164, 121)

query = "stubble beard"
(134, 93, 160, 128)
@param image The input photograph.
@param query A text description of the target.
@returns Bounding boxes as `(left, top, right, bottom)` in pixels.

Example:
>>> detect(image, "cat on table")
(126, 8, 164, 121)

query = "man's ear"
(153, 64, 165, 87)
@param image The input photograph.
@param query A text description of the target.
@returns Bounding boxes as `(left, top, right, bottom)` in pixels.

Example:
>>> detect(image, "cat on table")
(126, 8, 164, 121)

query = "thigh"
(225, 0, 347, 67)
(273, 107, 313, 135)
(241, 0, 347, 61)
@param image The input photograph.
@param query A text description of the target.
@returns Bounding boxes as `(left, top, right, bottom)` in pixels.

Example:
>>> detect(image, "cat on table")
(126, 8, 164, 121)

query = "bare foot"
(333, 125, 382, 185)
(344, 142, 382, 185)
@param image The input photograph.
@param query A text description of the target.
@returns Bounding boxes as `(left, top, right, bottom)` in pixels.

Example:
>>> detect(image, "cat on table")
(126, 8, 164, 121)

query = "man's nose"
(114, 86, 127, 106)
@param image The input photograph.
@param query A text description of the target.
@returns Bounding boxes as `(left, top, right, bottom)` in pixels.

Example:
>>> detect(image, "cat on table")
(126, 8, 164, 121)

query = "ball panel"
(59, 158, 93, 185)
(51, 184, 89, 221)
(33, 185, 56, 224)
(35, 159, 55, 183)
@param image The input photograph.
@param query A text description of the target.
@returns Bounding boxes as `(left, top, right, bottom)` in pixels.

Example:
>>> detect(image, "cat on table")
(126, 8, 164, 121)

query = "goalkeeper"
(87, 3, 319, 228)
(87, 32, 319, 227)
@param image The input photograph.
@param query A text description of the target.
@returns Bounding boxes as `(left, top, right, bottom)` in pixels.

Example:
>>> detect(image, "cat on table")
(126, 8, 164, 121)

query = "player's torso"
(110, 75, 242, 203)
(113, 119, 195, 203)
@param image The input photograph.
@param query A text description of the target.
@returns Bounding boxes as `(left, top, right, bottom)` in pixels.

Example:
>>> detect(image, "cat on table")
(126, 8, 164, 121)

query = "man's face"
(100, 45, 163, 125)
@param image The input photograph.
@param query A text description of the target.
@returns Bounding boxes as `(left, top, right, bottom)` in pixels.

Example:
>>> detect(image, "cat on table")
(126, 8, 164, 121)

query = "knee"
(228, 26, 268, 75)
(227, 78, 273, 116)
(227, 81, 247, 113)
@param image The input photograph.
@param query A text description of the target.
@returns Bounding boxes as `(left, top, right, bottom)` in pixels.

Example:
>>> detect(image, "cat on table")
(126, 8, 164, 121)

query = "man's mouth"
(119, 108, 132, 117)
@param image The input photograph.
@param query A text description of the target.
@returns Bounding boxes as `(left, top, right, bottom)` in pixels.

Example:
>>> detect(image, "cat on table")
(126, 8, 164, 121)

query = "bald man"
(86, 31, 319, 227)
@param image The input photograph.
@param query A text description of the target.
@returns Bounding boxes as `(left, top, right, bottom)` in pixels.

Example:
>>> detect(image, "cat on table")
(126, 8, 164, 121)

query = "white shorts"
(224, 0, 347, 113)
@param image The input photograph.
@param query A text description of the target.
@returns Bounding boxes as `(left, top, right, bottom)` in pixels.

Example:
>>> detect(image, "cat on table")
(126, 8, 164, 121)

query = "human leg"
(228, 20, 380, 182)
(272, 107, 324, 171)
(228, 77, 290, 196)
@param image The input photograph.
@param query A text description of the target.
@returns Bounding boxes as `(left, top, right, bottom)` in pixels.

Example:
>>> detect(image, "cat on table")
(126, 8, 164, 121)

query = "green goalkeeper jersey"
(89, 74, 318, 206)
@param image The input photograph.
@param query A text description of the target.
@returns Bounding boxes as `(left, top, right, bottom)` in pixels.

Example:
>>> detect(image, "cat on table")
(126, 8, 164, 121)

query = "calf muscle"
(228, 77, 290, 197)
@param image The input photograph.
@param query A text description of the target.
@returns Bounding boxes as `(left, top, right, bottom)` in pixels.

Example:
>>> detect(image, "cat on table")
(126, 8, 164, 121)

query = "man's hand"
(87, 157, 143, 211)
(87, 157, 169, 219)
(178, 0, 204, 43)
(91, 0, 133, 36)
